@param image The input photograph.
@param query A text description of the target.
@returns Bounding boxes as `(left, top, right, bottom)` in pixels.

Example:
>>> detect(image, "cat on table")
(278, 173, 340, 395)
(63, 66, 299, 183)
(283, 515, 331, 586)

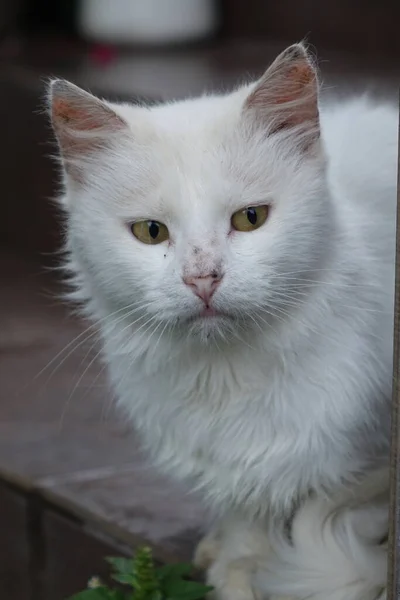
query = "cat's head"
(49, 43, 331, 345)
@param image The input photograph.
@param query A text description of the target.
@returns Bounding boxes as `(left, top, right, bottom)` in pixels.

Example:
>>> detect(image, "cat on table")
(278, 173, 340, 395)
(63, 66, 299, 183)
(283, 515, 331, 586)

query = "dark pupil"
(246, 208, 257, 225)
(148, 221, 159, 239)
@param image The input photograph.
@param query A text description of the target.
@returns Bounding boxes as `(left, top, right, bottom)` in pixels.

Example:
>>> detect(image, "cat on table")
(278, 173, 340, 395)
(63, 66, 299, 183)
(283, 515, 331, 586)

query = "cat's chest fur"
(108, 326, 388, 515)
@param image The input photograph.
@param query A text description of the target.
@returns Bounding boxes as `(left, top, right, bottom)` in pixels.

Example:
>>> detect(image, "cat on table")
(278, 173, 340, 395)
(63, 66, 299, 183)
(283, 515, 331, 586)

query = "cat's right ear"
(48, 79, 128, 182)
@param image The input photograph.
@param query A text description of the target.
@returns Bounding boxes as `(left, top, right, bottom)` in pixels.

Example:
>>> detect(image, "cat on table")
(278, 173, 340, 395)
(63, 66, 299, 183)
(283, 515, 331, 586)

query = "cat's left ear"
(244, 43, 320, 147)
(48, 79, 128, 181)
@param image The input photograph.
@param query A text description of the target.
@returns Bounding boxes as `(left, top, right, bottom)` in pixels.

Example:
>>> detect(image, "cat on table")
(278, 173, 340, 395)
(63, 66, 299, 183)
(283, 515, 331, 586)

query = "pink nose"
(183, 274, 222, 305)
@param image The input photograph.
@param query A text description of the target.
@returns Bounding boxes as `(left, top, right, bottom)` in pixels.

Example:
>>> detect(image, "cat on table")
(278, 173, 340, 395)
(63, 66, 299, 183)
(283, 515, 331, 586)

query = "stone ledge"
(0, 256, 204, 600)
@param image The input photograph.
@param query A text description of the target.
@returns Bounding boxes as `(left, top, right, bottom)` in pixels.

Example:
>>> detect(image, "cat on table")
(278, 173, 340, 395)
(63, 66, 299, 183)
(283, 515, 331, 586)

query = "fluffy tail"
(258, 469, 389, 600)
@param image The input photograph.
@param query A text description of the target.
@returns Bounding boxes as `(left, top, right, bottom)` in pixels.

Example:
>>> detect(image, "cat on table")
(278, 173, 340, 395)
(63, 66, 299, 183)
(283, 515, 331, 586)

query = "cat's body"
(108, 97, 395, 514)
(49, 45, 396, 600)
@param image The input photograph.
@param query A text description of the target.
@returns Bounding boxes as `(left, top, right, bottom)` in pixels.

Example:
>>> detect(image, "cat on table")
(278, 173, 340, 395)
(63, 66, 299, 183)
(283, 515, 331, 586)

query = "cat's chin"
(190, 307, 228, 323)
(185, 309, 236, 341)
(199, 306, 222, 318)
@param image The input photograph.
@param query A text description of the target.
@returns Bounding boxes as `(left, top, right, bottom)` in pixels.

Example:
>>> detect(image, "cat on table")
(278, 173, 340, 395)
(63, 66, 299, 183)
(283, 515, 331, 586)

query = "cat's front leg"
(193, 519, 271, 600)
(206, 556, 263, 600)
(193, 529, 221, 571)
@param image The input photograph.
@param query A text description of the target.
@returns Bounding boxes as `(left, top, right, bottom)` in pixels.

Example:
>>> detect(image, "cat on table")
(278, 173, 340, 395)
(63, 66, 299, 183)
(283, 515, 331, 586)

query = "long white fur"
(49, 45, 397, 600)
(257, 468, 389, 600)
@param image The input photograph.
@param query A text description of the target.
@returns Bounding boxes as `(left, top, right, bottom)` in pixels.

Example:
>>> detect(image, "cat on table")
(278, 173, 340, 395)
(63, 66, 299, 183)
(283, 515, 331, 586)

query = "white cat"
(48, 44, 396, 600)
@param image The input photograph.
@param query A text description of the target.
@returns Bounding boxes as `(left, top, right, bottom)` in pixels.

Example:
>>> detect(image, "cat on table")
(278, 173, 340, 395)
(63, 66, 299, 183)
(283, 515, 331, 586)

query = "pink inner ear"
(50, 81, 129, 182)
(275, 63, 316, 105)
(246, 55, 319, 137)
(53, 97, 107, 131)
(248, 60, 317, 110)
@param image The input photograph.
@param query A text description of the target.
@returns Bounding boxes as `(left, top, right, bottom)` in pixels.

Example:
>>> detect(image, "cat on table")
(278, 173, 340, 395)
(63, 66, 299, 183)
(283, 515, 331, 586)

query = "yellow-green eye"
(231, 205, 269, 232)
(131, 220, 169, 245)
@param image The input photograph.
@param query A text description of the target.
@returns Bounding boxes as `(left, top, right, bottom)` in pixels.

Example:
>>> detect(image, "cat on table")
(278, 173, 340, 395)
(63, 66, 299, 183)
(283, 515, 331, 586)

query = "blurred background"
(0, 2, 399, 599)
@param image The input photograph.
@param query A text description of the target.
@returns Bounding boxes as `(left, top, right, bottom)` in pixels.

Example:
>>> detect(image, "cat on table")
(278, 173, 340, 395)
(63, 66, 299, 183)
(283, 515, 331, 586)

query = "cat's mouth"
(188, 306, 230, 323)
(182, 306, 238, 340)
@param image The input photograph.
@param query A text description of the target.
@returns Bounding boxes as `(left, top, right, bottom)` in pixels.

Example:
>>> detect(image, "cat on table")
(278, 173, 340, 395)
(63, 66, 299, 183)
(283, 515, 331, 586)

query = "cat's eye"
(131, 220, 169, 245)
(231, 205, 269, 232)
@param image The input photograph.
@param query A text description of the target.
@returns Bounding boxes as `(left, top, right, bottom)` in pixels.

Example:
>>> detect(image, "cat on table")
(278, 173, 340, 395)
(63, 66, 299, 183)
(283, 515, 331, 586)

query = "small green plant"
(68, 546, 213, 600)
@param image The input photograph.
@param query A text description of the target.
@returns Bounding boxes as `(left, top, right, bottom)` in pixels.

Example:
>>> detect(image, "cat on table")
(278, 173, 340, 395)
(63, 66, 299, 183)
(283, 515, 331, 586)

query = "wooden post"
(387, 98, 400, 600)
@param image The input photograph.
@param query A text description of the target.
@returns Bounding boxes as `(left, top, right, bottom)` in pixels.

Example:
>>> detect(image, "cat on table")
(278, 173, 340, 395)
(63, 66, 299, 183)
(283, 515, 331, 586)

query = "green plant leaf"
(110, 573, 135, 585)
(68, 587, 113, 600)
(164, 578, 214, 600)
(108, 591, 127, 600)
(68, 550, 213, 600)
(105, 557, 133, 576)
(157, 563, 193, 581)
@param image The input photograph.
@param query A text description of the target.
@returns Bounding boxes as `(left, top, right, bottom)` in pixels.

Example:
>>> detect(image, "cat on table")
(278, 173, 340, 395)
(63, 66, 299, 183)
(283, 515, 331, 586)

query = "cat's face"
(51, 44, 330, 343)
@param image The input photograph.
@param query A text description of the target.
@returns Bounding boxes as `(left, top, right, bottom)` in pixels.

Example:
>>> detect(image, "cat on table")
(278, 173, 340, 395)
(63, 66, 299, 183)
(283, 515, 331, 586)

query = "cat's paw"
(194, 533, 221, 570)
(206, 556, 263, 600)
